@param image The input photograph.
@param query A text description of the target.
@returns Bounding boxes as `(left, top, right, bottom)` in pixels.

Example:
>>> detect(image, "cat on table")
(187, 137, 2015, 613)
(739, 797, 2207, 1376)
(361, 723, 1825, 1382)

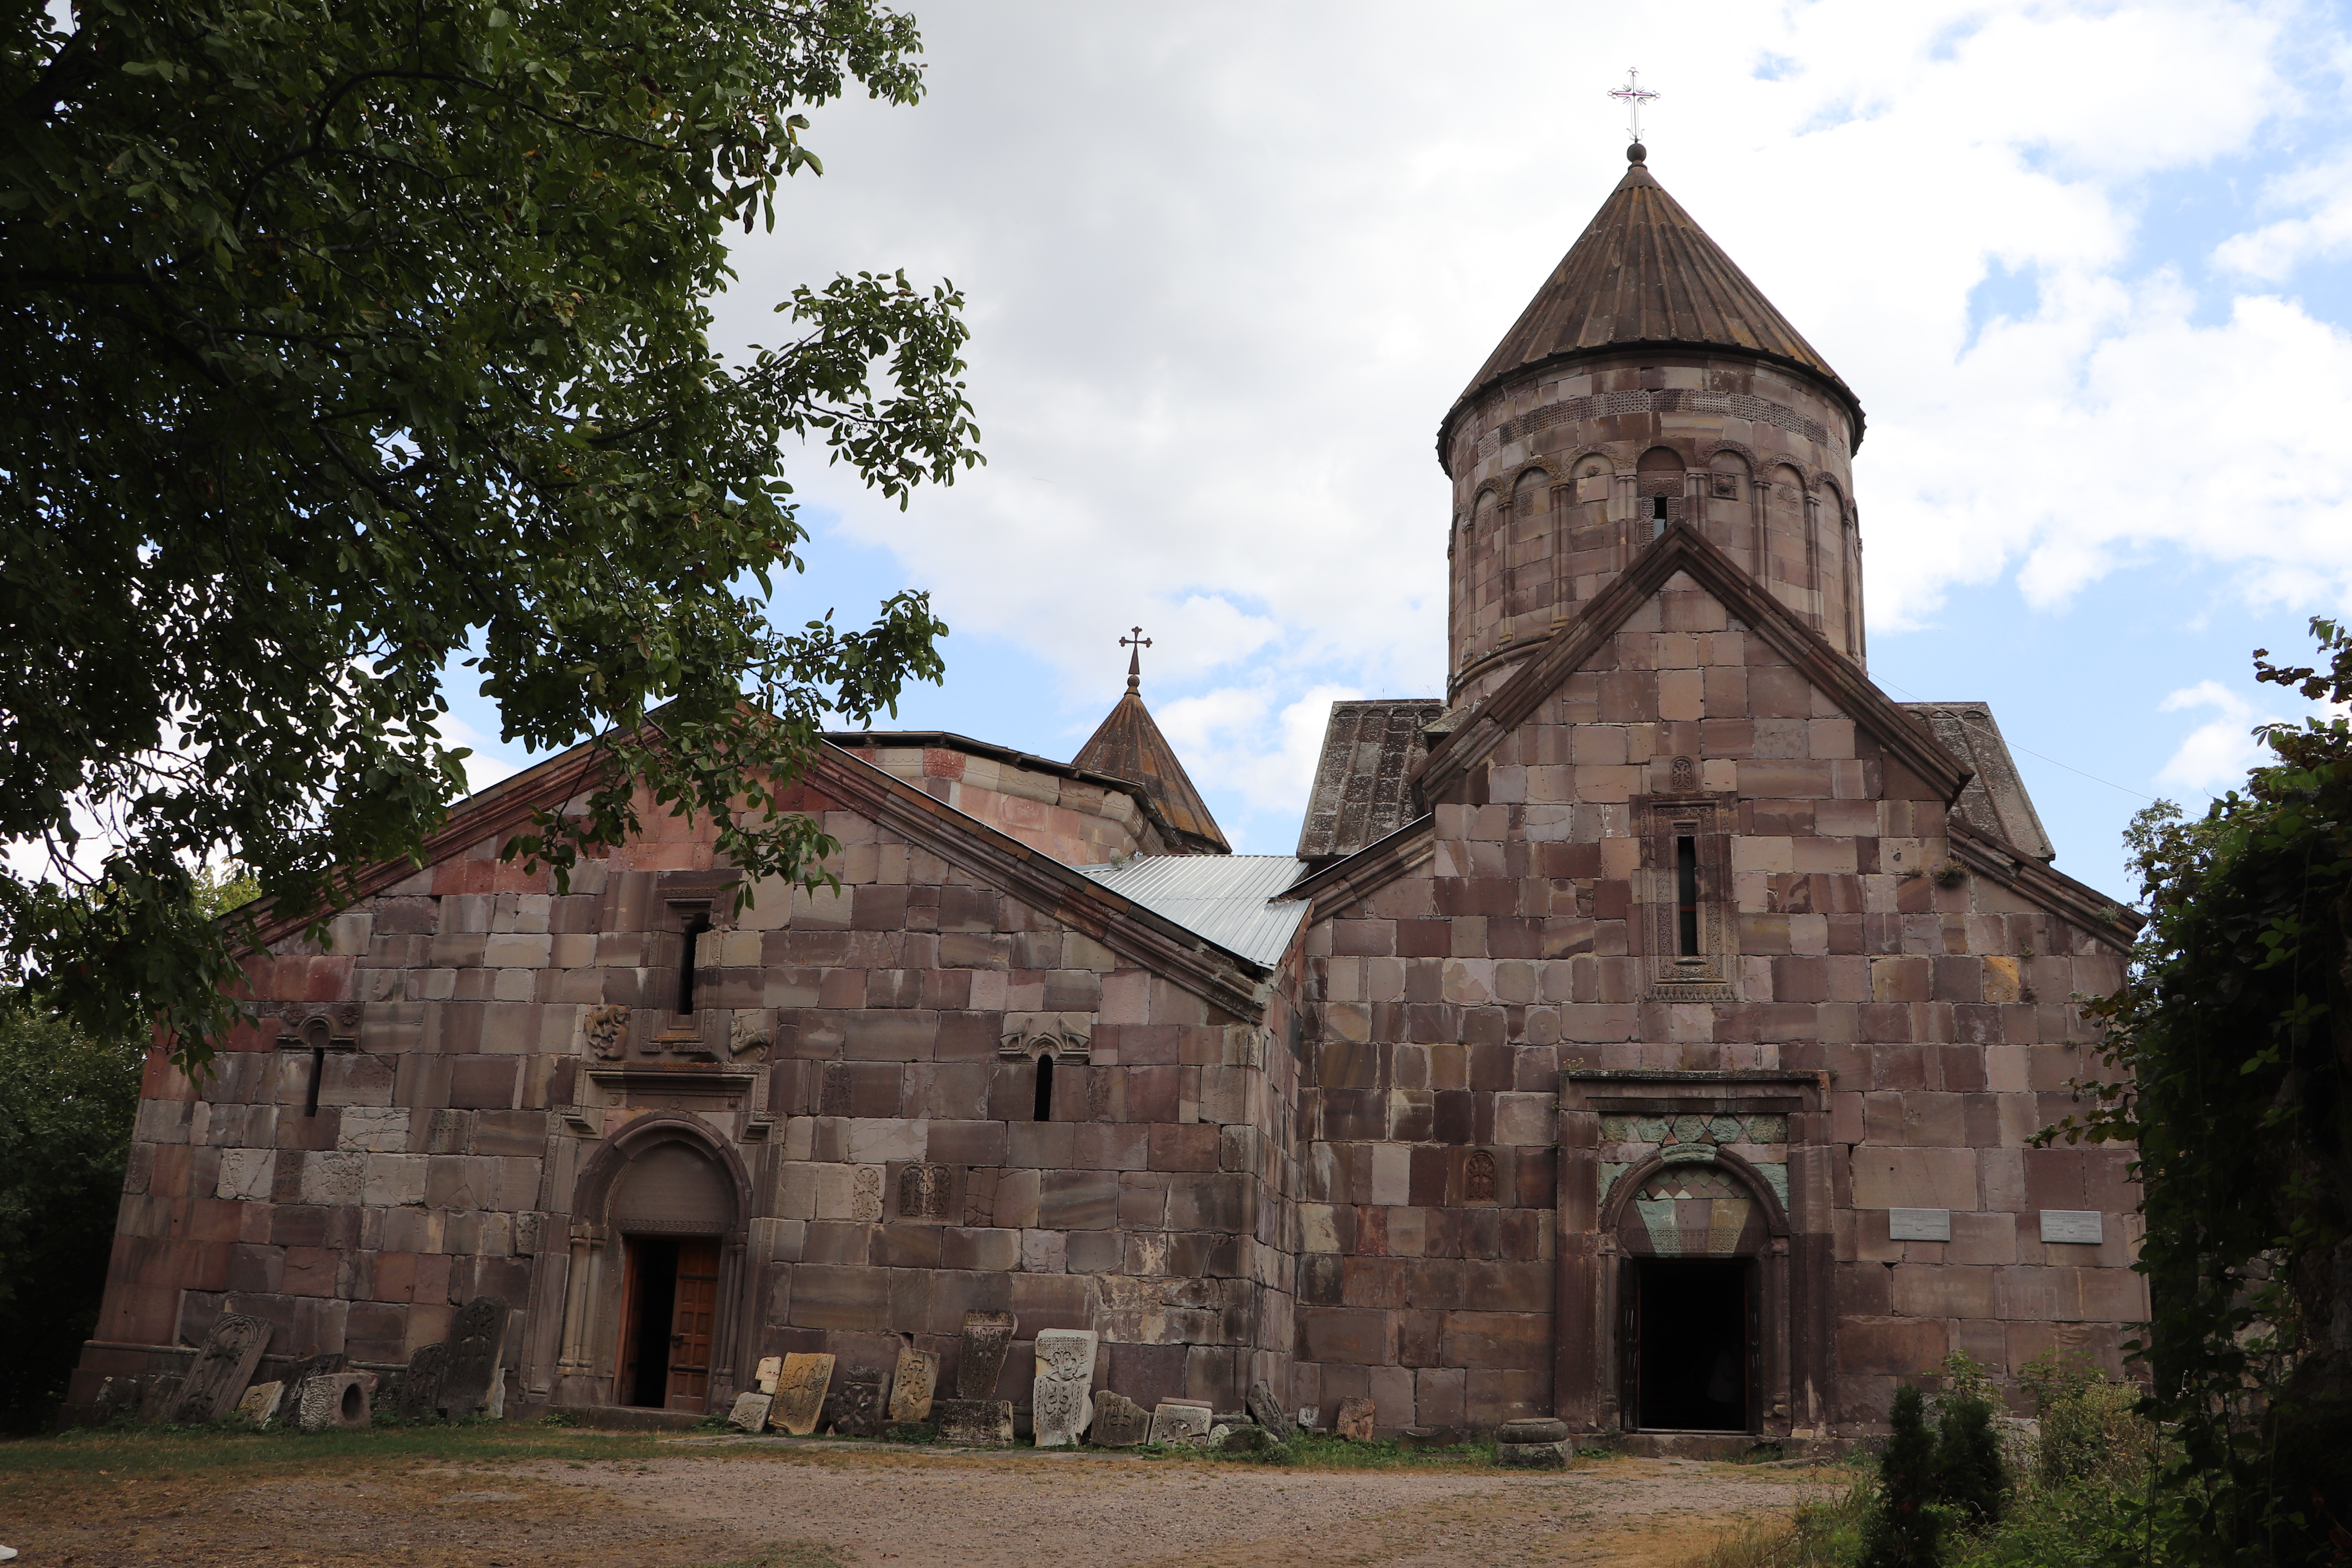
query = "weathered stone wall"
(1447, 351, 1864, 703)
(1295, 567, 2138, 1437)
(827, 739, 1169, 867)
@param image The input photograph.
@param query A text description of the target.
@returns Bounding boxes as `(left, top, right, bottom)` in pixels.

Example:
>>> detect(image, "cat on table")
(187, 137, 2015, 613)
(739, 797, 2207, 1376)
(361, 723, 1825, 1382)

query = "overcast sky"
(446, 1, 2352, 902)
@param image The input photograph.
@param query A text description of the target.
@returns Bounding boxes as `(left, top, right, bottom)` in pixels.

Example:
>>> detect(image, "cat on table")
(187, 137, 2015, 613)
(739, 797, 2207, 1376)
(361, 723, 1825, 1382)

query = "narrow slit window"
(1033, 1053, 1055, 1122)
(1675, 835, 1701, 956)
(304, 1046, 326, 1117)
(1651, 495, 1669, 537)
(677, 912, 710, 1013)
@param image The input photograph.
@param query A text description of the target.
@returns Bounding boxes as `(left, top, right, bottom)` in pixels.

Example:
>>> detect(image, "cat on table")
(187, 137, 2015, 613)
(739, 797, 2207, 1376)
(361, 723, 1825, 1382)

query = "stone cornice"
(1278, 814, 1437, 921)
(1946, 819, 2143, 952)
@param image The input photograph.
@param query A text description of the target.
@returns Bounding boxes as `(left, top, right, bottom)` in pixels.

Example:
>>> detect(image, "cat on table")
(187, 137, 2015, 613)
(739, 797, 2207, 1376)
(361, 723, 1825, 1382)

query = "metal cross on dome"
(1608, 67, 1659, 147)
(1120, 626, 1152, 692)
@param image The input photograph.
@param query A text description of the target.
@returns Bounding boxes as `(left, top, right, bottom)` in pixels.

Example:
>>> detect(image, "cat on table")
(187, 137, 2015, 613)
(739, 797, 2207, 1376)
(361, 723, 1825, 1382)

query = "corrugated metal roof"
(1078, 855, 1308, 969)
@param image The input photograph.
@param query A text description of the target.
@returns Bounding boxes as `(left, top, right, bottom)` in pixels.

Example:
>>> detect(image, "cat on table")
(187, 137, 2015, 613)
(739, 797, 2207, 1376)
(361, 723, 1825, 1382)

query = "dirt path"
(7, 1440, 1833, 1567)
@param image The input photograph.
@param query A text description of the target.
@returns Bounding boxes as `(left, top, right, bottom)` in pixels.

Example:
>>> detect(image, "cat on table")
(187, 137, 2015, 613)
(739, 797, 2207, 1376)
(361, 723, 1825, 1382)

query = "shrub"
(1861, 1385, 1946, 1568)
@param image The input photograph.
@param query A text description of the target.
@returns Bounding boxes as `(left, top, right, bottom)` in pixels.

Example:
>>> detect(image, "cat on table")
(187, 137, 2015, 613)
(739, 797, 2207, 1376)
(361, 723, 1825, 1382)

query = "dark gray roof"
(1903, 703, 2056, 863)
(1296, 699, 1447, 863)
(1077, 855, 1308, 968)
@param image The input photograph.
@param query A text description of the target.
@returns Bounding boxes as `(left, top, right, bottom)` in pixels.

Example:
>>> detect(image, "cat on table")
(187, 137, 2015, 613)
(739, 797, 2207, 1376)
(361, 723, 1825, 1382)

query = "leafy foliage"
(0, 999, 143, 1433)
(1862, 1385, 1947, 1568)
(0, 0, 981, 1072)
(2042, 618, 2352, 1564)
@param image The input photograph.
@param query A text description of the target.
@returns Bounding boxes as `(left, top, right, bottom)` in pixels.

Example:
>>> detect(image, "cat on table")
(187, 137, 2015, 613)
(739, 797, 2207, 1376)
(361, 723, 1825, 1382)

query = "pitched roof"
(1902, 704, 2057, 863)
(1078, 855, 1308, 967)
(1445, 154, 1862, 452)
(1416, 521, 1971, 812)
(1296, 699, 1446, 863)
(1071, 690, 1230, 855)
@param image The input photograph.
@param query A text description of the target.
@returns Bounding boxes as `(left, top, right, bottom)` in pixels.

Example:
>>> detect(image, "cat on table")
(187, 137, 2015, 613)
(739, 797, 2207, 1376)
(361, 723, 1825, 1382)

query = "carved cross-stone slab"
(1088, 1390, 1152, 1448)
(1245, 1381, 1297, 1441)
(771, 1352, 836, 1436)
(170, 1313, 273, 1424)
(931, 1397, 1014, 1446)
(439, 1296, 510, 1419)
(953, 1311, 1015, 1400)
(1334, 1396, 1377, 1442)
(396, 1342, 451, 1421)
(898, 1162, 953, 1220)
(832, 1367, 885, 1438)
(1148, 1400, 1213, 1447)
(886, 1347, 939, 1424)
(234, 1380, 283, 1427)
(298, 1371, 373, 1431)
(1030, 1328, 1098, 1449)
(728, 1391, 774, 1433)
(270, 1353, 348, 1428)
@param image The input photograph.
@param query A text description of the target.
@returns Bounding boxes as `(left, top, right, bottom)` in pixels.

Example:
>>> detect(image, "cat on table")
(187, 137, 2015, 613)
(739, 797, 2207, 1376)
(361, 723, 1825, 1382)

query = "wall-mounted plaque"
(1888, 1208, 1951, 1242)
(2040, 1210, 2104, 1245)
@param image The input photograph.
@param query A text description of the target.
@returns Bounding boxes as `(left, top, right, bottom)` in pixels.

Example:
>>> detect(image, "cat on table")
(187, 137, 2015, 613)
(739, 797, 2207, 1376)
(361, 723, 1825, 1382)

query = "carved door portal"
(618, 1235, 722, 1410)
(1625, 1258, 1754, 1432)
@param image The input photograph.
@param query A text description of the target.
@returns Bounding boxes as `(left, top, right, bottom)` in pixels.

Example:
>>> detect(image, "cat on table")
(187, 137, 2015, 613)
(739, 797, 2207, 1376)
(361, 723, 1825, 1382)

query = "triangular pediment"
(1417, 523, 1971, 806)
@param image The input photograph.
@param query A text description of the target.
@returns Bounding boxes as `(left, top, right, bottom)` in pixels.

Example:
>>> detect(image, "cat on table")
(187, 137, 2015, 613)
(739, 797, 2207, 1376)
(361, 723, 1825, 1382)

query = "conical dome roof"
(1072, 688, 1230, 856)
(1446, 155, 1862, 449)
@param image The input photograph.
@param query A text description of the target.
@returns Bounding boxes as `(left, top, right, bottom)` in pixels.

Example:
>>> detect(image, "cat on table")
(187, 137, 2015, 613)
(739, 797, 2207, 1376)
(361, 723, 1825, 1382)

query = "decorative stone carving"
(396, 1342, 450, 1421)
(850, 1166, 884, 1221)
(953, 1311, 1016, 1400)
(728, 1391, 774, 1433)
(728, 1013, 770, 1062)
(234, 1380, 283, 1426)
(1030, 1328, 1098, 1448)
(1245, 1381, 1296, 1441)
(886, 1346, 939, 1424)
(932, 1397, 1014, 1446)
(1334, 1396, 1377, 1442)
(898, 1163, 953, 1221)
(1463, 1149, 1497, 1203)
(1670, 755, 1698, 791)
(269, 1353, 347, 1427)
(298, 1371, 374, 1432)
(278, 1000, 362, 1051)
(1089, 1391, 1152, 1448)
(832, 1366, 885, 1437)
(581, 1004, 631, 1061)
(771, 1353, 835, 1436)
(1148, 1399, 1213, 1447)
(997, 1012, 1093, 1062)
(170, 1313, 273, 1425)
(439, 1296, 509, 1419)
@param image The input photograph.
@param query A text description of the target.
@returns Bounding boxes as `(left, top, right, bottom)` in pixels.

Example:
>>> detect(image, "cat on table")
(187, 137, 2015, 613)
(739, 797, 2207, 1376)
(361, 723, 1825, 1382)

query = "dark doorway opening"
(618, 1236, 722, 1409)
(1629, 1258, 1754, 1432)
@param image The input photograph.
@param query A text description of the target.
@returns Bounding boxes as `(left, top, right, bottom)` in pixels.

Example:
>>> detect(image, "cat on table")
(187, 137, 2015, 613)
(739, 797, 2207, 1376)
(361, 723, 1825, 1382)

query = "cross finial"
(1608, 67, 1659, 159)
(1119, 626, 1152, 692)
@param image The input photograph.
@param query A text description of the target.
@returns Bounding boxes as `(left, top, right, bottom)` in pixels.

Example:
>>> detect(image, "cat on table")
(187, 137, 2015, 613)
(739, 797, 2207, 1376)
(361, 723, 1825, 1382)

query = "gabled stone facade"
(70, 149, 2143, 1443)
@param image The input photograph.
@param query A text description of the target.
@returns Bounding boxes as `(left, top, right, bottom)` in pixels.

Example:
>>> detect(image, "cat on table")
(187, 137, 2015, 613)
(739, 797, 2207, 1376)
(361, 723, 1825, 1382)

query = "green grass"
(1684, 1468, 1873, 1568)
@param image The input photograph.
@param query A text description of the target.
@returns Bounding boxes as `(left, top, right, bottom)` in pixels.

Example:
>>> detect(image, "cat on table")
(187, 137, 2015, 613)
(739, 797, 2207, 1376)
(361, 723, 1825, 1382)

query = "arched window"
(1636, 447, 1684, 536)
(1033, 1052, 1055, 1121)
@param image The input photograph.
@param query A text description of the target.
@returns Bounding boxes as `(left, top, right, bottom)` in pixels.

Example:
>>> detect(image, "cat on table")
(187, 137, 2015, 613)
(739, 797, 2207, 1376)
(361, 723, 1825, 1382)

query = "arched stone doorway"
(554, 1116, 750, 1412)
(1603, 1151, 1787, 1435)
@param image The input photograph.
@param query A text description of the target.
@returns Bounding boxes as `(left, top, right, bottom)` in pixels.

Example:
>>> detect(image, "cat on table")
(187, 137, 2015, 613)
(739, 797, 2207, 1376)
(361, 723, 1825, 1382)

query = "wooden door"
(665, 1237, 721, 1409)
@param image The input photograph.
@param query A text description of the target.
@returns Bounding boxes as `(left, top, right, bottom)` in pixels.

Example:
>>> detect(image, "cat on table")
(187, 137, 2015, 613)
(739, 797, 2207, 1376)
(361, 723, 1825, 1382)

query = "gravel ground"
(9, 1442, 1835, 1567)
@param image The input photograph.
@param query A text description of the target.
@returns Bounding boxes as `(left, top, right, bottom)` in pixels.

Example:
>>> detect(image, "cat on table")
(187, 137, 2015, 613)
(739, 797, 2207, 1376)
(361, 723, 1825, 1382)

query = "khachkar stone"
(1030, 1328, 1098, 1449)
(1147, 1399, 1212, 1447)
(953, 1310, 1015, 1400)
(439, 1296, 510, 1419)
(832, 1365, 885, 1438)
(1334, 1397, 1376, 1442)
(1087, 1391, 1152, 1449)
(886, 1346, 939, 1424)
(728, 1391, 774, 1433)
(771, 1352, 836, 1436)
(1245, 1381, 1296, 1441)
(170, 1313, 273, 1424)
(898, 1162, 953, 1220)
(270, 1353, 348, 1427)
(234, 1380, 283, 1426)
(298, 1371, 374, 1431)
(931, 1398, 1015, 1446)
(397, 1341, 451, 1421)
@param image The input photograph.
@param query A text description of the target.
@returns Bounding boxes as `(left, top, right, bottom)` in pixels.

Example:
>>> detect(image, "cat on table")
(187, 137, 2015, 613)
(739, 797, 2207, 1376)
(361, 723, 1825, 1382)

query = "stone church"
(71, 147, 2143, 1445)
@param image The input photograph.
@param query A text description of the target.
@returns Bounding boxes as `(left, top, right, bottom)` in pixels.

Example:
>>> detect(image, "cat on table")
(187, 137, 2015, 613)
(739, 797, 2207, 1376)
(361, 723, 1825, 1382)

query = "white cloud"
(2155, 680, 2277, 791)
(437, 711, 521, 797)
(1156, 682, 1362, 821)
